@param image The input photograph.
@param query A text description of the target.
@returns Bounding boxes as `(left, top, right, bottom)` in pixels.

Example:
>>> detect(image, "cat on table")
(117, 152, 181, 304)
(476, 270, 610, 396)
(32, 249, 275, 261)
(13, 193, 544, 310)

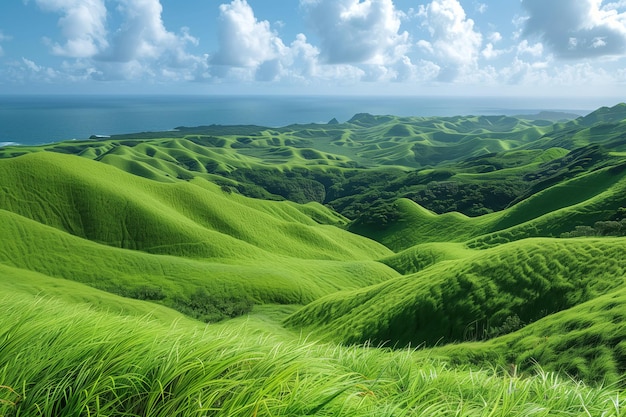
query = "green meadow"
(1, 104, 626, 415)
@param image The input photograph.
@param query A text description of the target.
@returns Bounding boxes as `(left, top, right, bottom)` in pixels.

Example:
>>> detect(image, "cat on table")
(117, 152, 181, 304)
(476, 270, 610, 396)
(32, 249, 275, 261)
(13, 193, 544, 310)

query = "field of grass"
(285, 237, 626, 345)
(1, 294, 625, 417)
(351, 162, 626, 251)
(432, 284, 626, 385)
(2, 104, 626, 414)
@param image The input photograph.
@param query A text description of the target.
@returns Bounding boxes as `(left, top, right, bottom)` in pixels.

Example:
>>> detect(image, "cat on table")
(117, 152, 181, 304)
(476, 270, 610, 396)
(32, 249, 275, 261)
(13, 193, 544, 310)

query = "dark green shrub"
(174, 288, 254, 323)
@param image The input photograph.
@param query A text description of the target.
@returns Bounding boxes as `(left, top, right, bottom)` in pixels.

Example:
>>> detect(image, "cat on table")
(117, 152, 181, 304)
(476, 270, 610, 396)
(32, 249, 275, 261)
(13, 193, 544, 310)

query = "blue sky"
(1, 0, 626, 98)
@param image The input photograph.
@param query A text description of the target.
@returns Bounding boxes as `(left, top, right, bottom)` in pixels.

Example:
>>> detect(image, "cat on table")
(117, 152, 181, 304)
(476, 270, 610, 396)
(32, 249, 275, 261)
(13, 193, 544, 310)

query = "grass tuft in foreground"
(1, 294, 625, 417)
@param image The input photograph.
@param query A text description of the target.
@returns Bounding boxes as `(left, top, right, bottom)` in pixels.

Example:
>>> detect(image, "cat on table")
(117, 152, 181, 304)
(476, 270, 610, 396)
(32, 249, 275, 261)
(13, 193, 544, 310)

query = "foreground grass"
(1, 294, 625, 417)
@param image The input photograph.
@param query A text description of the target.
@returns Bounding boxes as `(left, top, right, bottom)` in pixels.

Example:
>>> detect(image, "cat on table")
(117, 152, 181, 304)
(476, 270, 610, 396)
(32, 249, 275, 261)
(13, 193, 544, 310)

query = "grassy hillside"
(431, 284, 626, 385)
(0, 152, 397, 322)
(2, 104, 625, 222)
(2, 104, 626, 413)
(0, 152, 390, 261)
(0, 107, 589, 218)
(1, 293, 624, 417)
(351, 161, 626, 251)
(0, 263, 195, 324)
(285, 238, 626, 347)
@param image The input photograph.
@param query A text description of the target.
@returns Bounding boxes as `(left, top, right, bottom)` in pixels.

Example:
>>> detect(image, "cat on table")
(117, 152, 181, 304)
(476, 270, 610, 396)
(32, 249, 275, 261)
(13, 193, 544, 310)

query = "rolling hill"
(1, 103, 626, 415)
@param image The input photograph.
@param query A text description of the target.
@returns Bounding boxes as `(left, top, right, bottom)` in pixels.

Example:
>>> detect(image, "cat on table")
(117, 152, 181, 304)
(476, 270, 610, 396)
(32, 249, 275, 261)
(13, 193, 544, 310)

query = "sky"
(1, 0, 626, 98)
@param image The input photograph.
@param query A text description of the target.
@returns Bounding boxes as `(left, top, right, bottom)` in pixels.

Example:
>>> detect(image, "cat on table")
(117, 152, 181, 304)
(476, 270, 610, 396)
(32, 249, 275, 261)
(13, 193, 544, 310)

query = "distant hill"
(513, 110, 582, 122)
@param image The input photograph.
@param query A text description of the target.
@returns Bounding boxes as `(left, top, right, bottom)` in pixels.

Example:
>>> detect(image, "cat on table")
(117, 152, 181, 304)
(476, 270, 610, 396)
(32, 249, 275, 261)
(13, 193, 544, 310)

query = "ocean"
(0, 95, 603, 146)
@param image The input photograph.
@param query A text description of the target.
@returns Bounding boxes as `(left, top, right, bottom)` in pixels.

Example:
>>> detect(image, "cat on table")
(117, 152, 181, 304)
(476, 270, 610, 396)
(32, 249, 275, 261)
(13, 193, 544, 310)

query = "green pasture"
(1, 294, 624, 417)
(2, 104, 626, 414)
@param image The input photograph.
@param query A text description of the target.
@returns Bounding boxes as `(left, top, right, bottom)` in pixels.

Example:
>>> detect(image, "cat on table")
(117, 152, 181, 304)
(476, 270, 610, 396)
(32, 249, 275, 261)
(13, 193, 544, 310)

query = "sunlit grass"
(1, 107, 626, 415)
(1, 294, 625, 417)
(287, 237, 626, 354)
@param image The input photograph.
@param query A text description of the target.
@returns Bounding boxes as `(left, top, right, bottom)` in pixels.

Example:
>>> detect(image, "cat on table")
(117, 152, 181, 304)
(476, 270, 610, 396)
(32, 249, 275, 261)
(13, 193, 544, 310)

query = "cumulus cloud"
(488, 32, 503, 43)
(210, 0, 412, 84)
(103, 0, 198, 65)
(34, 0, 108, 58)
(481, 32, 506, 60)
(498, 56, 621, 91)
(283, 34, 321, 79)
(31, 0, 206, 81)
(210, 0, 325, 83)
(481, 43, 502, 59)
(517, 39, 544, 57)
(418, 0, 483, 81)
(20, 58, 61, 81)
(300, 0, 410, 65)
(522, 0, 626, 58)
(212, 0, 286, 68)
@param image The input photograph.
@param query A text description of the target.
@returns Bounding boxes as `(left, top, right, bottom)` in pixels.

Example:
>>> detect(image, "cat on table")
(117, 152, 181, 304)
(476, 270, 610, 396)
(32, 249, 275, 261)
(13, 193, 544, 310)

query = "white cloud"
(482, 43, 504, 59)
(283, 34, 321, 79)
(517, 39, 544, 57)
(20, 58, 61, 81)
(211, 0, 326, 83)
(481, 32, 507, 60)
(211, 0, 416, 84)
(105, 0, 190, 61)
(471, 54, 621, 93)
(393, 56, 418, 81)
(418, 0, 483, 80)
(212, 0, 286, 67)
(488, 32, 502, 43)
(31, 0, 206, 82)
(300, 0, 410, 65)
(417, 39, 434, 54)
(603, 1, 626, 12)
(34, 0, 108, 58)
(522, 0, 626, 59)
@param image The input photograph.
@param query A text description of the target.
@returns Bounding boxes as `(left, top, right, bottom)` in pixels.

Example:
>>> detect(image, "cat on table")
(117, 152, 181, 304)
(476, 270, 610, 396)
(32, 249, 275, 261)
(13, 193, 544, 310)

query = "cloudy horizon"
(1, 0, 626, 98)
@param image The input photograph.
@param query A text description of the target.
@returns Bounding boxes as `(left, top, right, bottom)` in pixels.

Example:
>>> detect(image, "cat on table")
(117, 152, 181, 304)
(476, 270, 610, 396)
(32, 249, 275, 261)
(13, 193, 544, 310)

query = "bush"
(173, 288, 254, 323)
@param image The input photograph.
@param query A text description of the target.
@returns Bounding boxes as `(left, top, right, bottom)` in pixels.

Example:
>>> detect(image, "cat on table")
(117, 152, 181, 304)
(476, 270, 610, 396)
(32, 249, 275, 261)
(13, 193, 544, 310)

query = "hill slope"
(350, 162, 626, 251)
(2, 293, 622, 417)
(0, 152, 397, 321)
(285, 238, 626, 347)
(2, 103, 626, 392)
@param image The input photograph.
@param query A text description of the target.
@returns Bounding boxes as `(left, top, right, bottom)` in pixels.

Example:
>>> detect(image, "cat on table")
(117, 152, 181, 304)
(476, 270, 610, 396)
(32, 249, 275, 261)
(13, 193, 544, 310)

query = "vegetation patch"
(3, 104, 626, 413)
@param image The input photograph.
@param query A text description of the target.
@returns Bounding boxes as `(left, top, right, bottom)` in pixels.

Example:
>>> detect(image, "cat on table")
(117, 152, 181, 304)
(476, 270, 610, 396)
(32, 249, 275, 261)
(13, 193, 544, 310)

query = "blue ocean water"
(0, 95, 599, 146)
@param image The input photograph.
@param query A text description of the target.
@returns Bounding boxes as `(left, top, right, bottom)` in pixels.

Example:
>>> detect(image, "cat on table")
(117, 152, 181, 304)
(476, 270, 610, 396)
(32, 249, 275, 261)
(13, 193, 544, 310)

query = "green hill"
(0, 152, 396, 321)
(3, 103, 625, 222)
(431, 284, 626, 384)
(351, 161, 626, 251)
(285, 238, 626, 347)
(2, 293, 622, 417)
(3, 103, 626, 414)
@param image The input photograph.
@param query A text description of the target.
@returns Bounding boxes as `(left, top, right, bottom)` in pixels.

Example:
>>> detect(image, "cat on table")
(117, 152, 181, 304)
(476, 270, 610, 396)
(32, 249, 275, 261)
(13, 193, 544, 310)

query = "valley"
(1, 104, 626, 416)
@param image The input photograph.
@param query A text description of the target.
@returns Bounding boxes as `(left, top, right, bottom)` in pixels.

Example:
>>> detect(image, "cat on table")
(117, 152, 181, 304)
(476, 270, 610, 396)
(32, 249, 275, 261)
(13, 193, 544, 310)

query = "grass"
(0, 152, 390, 261)
(431, 284, 626, 385)
(286, 237, 626, 350)
(0, 263, 195, 324)
(1, 293, 625, 417)
(352, 162, 626, 251)
(0, 152, 398, 321)
(2, 104, 626, 413)
(2, 106, 624, 224)
(0, 208, 397, 319)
